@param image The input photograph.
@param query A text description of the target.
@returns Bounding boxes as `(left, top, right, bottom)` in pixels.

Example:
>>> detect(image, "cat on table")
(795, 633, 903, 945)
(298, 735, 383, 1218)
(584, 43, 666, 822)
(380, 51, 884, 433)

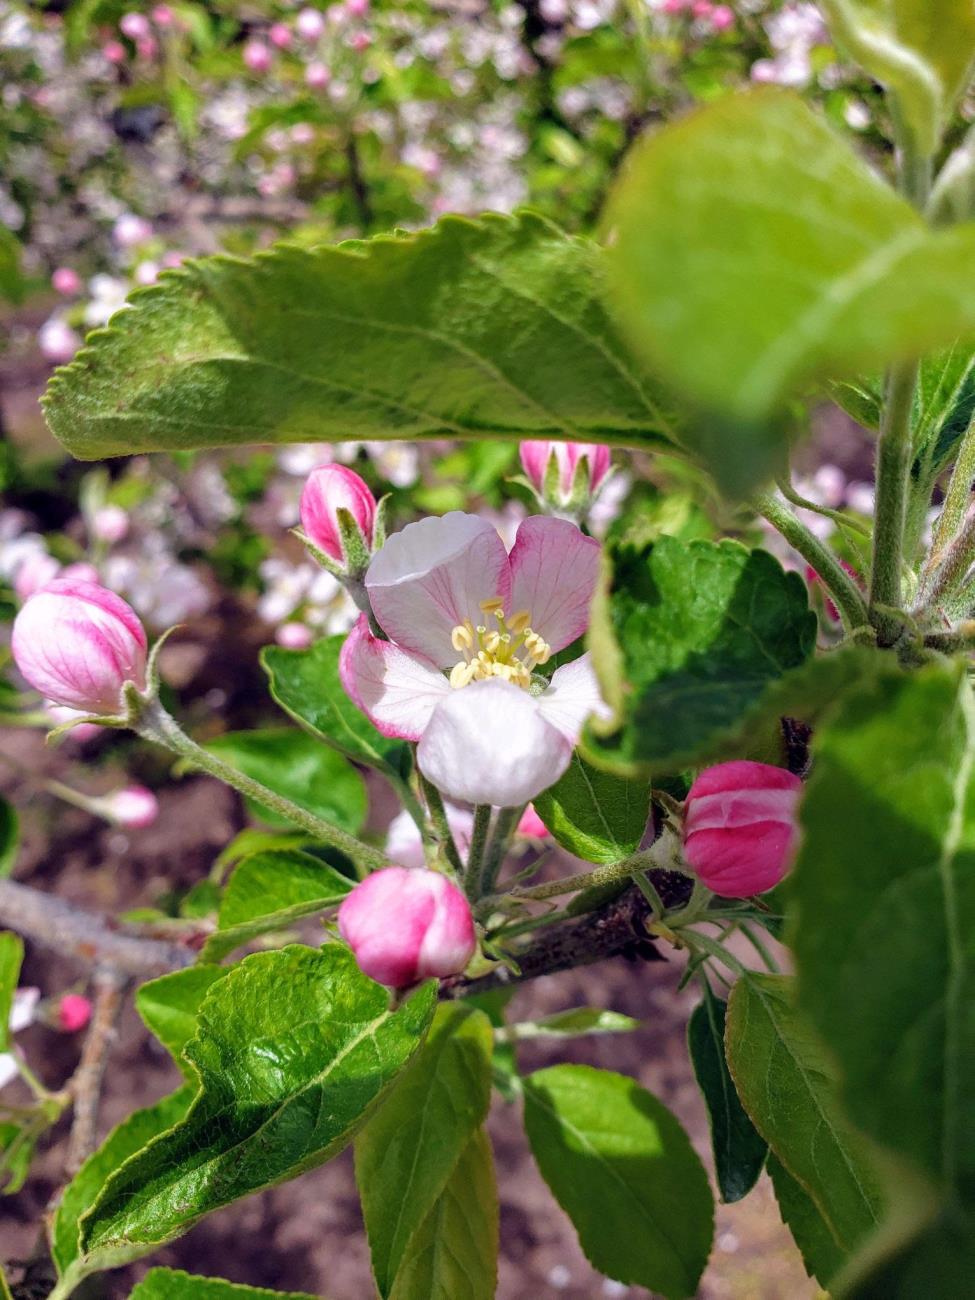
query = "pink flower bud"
(91, 504, 130, 544)
(269, 22, 293, 48)
(348, 29, 371, 51)
(300, 464, 376, 564)
(134, 260, 159, 286)
(345, 0, 369, 15)
(305, 60, 330, 89)
(709, 4, 734, 29)
(57, 994, 92, 1033)
(104, 783, 159, 828)
(12, 579, 148, 716)
(519, 440, 611, 505)
(296, 7, 326, 40)
(103, 39, 127, 63)
(243, 39, 273, 73)
(275, 621, 314, 649)
(14, 551, 61, 601)
(692, 0, 713, 17)
(517, 804, 550, 839)
(136, 35, 159, 59)
(119, 11, 151, 40)
(338, 867, 476, 987)
(683, 761, 802, 898)
(151, 5, 174, 26)
(52, 267, 82, 296)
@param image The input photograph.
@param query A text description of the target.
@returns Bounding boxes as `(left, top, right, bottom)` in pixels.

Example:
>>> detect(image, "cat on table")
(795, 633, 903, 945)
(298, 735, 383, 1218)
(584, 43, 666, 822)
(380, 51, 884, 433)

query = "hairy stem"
(479, 805, 523, 898)
(464, 805, 493, 901)
(918, 507, 975, 613)
(923, 410, 975, 585)
(869, 362, 918, 643)
(418, 773, 464, 875)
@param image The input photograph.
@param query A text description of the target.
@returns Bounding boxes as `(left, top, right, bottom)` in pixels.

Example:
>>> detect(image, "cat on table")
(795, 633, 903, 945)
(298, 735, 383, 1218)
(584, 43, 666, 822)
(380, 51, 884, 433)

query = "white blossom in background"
(751, 3, 830, 87)
(0, 988, 40, 1091)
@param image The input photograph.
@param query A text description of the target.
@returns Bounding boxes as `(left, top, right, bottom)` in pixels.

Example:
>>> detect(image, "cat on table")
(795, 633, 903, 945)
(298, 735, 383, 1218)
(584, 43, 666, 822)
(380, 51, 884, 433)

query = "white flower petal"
(9, 987, 40, 1034)
(366, 512, 511, 666)
(537, 652, 612, 742)
(385, 803, 474, 869)
(339, 615, 450, 741)
(0, 1052, 17, 1091)
(417, 679, 572, 807)
(508, 516, 600, 653)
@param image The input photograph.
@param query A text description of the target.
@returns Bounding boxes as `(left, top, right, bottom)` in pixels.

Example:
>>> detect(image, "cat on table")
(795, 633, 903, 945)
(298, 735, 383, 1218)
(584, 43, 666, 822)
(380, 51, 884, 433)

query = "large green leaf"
(523, 1064, 713, 1299)
(356, 1003, 493, 1297)
(792, 664, 975, 1207)
(842, 1204, 975, 1299)
(202, 847, 353, 963)
(202, 728, 366, 833)
(43, 213, 677, 461)
(78, 946, 436, 1271)
(263, 638, 410, 784)
(533, 753, 650, 864)
(130, 1269, 318, 1299)
(0, 933, 23, 1052)
(767, 1153, 845, 1288)
(388, 1126, 498, 1300)
(135, 967, 230, 1072)
(585, 537, 816, 775)
(607, 88, 975, 493)
(52, 1086, 195, 1279)
(725, 973, 885, 1258)
(687, 983, 767, 1204)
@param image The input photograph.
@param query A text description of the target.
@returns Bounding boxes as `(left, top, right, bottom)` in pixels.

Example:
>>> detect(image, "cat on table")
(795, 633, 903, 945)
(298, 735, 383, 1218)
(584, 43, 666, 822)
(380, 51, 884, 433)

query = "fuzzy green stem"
(919, 508, 975, 613)
(418, 773, 464, 875)
(869, 363, 918, 643)
(479, 806, 523, 897)
(776, 479, 871, 539)
(464, 805, 493, 901)
(923, 411, 975, 585)
(135, 698, 385, 872)
(754, 491, 869, 633)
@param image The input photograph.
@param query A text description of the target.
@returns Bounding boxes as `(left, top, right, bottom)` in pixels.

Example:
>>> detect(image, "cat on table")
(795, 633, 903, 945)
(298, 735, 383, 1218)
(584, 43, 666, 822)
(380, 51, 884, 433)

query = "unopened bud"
(57, 994, 93, 1033)
(91, 504, 129, 544)
(519, 440, 611, 514)
(52, 267, 82, 296)
(103, 784, 159, 828)
(299, 464, 377, 575)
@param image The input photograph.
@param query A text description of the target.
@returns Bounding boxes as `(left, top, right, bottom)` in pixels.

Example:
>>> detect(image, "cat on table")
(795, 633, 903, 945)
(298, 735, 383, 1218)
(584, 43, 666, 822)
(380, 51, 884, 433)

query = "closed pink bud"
(91, 504, 129, 544)
(57, 994, 92, 1033)
(519, 440, 611, 504)
(104, 784, 159, 828)
(296, 7, 326, 40)
(12, 579, 148, 716)
(52, 267, 82, 296)
(300, 464, 376, 563)
(683, 761, 802, 898)
(119, 11, 151, 40)
(345, 0, 369, 14)
(517, 804, 550, 839)
(136, 34, 158, 58)
(151, 5, 174, 26)
(243, 39, 273, 73)
(348, 29, 371, 51)
(709, 5, 734, 29)
(103, 39, 127, 63)
(269, 22, 293, 48)
(338, 867, 476, 987)
(305, 60, 330, 89)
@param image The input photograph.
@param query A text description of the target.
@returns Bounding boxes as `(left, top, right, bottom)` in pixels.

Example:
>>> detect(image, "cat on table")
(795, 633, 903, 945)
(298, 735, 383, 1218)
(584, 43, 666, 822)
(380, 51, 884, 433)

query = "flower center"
(448, 597, 552, 690)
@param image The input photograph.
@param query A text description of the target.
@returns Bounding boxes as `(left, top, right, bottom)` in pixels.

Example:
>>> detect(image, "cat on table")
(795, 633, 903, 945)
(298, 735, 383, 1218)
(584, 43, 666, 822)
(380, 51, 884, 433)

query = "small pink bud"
(296, 7, 326, 40)
(275, 621, 314, 649)
(134, 260, 159, 286)
(52, 267, 82, 296)
(691, 0, 713, 16)
(57, 994, 92, 1033)
(269, 22, 293, 48)
(38, 318, 81, 364)
(305, 60, 330, 89)
(300, 464, 376, 564)
(683, 761, 802, 898)
(338, 867, 476, 987)
(243, 39, 273, 73)
(709, 4, 734, 29)
(345, 0, 369, 14)
(12, 579, 148, 716)
(291, 122, 315, 144)
(151, 5, 174, 26)
(91, 504, 130, 544)
(519, 440, 611, 505)
(14, 551, 61, 601)
(119, 11, 151, 40)
(104, 784, 159, 828)
(662, 0, 689, 12)
(136, 34, 159, 58)
(113, 213, 153, 248)
(517, 804, 550, 839)
(348, 29, 371, 51)
(103, 39, 127, 63)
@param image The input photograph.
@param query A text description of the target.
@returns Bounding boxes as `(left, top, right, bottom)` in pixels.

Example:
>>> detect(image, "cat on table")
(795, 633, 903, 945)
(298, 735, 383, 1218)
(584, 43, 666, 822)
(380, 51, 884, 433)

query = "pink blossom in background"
(104, 784, 160, 829)
(12, 579, 148, 716)
(338, 867, 476, 987)
(269, 22, 293, 48)
(151, 5, 175, 26)
(683, 760, 802, 898)
(52, 267, 82, 296)
(103, 39, 126, 63)
(57, 994, 93, 1033)
(91, 504, 130, 544)
(113, 214, 153, 248)
(13, 550, 61, 601)
(296, 7, 326, 40)
(305, 61, 330, 89)
(517, 804, 550, 839)
(275, 621, 314, 650)
(119, 11, 151, 40)
(243, 40, 273, 73)
(38, 318, 81, 364)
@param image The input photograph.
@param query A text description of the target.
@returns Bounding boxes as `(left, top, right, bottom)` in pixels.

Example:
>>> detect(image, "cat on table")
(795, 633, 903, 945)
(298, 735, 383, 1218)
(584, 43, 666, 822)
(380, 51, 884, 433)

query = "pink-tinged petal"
(417, 679, 572, 807)
(386, 803, 474, 869)
(536, 652, 612, 743)
(517, 804, 549, 839)
(339, 614, 450, 741)
(366, 512, 510, 666)
(508, 516, 600, 652)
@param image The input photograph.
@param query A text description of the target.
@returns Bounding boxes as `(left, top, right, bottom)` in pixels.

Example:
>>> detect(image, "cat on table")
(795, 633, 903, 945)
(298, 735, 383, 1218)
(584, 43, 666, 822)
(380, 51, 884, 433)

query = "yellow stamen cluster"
(449, 598, 552, 690)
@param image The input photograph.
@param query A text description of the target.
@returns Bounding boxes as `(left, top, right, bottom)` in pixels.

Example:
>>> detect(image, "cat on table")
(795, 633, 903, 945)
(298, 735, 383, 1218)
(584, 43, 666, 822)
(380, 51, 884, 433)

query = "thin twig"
(65, 967, 128, 1177)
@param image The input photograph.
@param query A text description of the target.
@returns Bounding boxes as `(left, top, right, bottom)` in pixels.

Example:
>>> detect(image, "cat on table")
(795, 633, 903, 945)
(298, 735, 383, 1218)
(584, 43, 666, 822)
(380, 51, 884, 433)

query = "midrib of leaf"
(527, 1085, 692, 1284)
(703, 993, 738, 1171)
(574, 757, 619, 853)
(737, 226, 928, 411)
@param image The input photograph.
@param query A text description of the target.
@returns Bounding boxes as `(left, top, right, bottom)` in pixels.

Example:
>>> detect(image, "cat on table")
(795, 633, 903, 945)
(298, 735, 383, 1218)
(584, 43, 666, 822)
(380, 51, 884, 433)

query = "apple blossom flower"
(296, 7, 327, 40)
(709, 4, 734, 30)
(12, 579, 148, 716)
(300, 464, 376, 570)
(52, 267, 82, 296)
(0, 988, 40, 1091)
(275, 621, 314, 650)
(338, 867, 476, 987)
(103, 39, 127, 63)
(13, 550, 61, 601)
(305, 61, 330, 89)
(346, 0, 369, 15)
(100, 784, 160, 828)
(112, 214, 153, 248)
(119, 11, 151, 40)
(91, 504, 130, 544)
(386, 803, 475, 870)
(152, 5, 174, 25)
(340, 512, 608, 806)
(269, 22, 293, 48)
(683, 761, 802, 898)
(135, 36, 159, 60)
(519, 440, 611, 512)
(243, 40, 273, 73)
(38, 318, 81, 364)
(56, 994, 92, 1033)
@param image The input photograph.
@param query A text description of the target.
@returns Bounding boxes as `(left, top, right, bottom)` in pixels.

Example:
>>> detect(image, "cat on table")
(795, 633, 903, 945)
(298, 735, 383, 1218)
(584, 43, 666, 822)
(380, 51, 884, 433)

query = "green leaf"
(842, 1203, 975, 1299)
(768, 1153, 845, 1288)
(912, 343, 975, 481)
(792, 664, 975, 1203)
(52, 1086, 195, 1278)
(43, 213, 677, 461)
(0, 1260, 11, 1300)
(356, 1003, 494, 1297)
(687, 983, 767, 1204)
(388, 1126, 498, 1300)
(0, 227, 24, 307)
(0, 1120, 36, 1194)
(202, 847, 353, 963)
(533, 753, 649, 864)
(79, 946, 436, 1270)
(504, 1007, 639, 1040)
(585, 537, 815, 775)
(725, 973, 885, 1257)
(136, 967, 230, 1072)
(523, 1064, 713, 1299)
(202, 728, 366, 833)
(262, 638, 410, 782)
(0, 796, 18, 878)
(0, 933, 23, 1052)
(130, 1268, 318, 1299)
(607, 88, 975, 493)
